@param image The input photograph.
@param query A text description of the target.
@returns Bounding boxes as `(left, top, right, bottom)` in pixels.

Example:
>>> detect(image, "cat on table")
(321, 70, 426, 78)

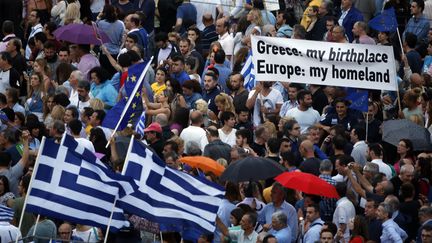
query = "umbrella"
(382, 119, 432, 151)
(275, 171, 339, 199)
(178, 156, 225, 176)
(53, 23, 110, 45)
(220, 157, 286, 182)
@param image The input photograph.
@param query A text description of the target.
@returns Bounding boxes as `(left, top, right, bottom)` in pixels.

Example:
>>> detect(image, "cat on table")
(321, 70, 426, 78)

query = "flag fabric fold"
(26, 136, 137, 231)
(102, 60, 151, 130)
(0, 204, 13, 222)
(241, 51, 256, 91)
(368, 7, 398, 32)
(135, 110, 146, 137)
(117, 139, 225, 238)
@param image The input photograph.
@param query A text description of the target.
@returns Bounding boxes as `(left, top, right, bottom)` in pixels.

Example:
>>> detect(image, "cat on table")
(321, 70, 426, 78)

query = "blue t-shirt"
(176, 3, 197, 33)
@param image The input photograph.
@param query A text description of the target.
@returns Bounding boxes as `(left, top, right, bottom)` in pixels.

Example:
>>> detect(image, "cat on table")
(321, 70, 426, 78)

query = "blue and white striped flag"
(0, 204, 13, 222)
(240, 51, 256, 91)
(135, 111, 146, 137)
(26, 136, 138, 231)
(117, 138, 225, 239)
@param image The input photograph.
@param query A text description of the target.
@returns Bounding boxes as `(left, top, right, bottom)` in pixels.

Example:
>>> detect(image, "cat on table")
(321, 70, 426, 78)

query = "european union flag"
(103, 60, 150, 130)
(346, 88, 369, 112)
(368, 7, 398, 32)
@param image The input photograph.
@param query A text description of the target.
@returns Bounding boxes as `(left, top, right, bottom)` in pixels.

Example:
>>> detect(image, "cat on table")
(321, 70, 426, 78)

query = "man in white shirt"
(285, 90, 320, 134)
(218, 111, 237, 147)
(215, 18, 234, 60)
(246, 81, 283, 127)
(333, 182, 356, 243)
(180, 110, 208, 152)
(350, 126, 368, 166)
(68, 70, 84, 107)
(69, 119, 95, 153)
(367, 143, 392, 180)
(26, 10, 43, 60)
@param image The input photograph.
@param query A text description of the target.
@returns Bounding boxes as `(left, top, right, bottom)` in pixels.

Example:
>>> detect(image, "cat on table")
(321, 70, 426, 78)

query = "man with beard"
(202, 72, 221, 114)
(43, 41, 60, 81)
(229, 73, 248, 114)
(364, 198, 383, 242)
(76, 80, 92, 113)
(246, 81, 283, 127)
(285, 90, 320, 134)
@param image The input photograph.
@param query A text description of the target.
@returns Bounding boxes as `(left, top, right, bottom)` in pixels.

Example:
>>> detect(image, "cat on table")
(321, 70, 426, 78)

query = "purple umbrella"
(53, 23, 110, 45)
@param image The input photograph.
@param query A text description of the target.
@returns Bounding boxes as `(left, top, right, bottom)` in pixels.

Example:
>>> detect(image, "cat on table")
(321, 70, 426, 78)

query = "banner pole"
(103, 197, 117, 243)
(365, 112, 369, 143)
(16, 136, 46, 243)
(396, 28, 404, 112)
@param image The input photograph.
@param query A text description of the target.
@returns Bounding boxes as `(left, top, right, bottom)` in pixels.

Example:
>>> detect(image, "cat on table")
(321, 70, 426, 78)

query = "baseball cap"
(144, 122, 162, 134)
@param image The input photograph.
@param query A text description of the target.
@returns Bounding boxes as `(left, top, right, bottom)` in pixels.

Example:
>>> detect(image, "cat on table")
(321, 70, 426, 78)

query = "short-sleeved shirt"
(228, 229, 258, 243)
(248, 89, 284, 127)
(176, 3, 197, 33)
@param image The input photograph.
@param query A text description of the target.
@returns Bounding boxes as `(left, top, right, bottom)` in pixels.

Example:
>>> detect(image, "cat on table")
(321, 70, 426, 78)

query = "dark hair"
(220, 111, 235, 125)
(7, 88, 20, 104)
(31, 9, 42, 19)
(1, 21, 14, 34)
(0, 93, 6, 105)
(43, 40, 56, 50)
(126, 33, 139, 44)
(336, 182, 347, 198)
(405, 32, 417, 49)
(53, 93, 70, 107)
(399, 138, 414, 157)
(102, 4, 117, 22)
(118, 53, 132, 68)
(214, 49, 226, 64)
(65, 106, 79, 119)
(418, 157, 432, 180)
(253, 0, 265, 9)
(0, 152, 11, 167)
(172, 107, 190, 128)
(267, 137, 281, 154)
(368, 143, 383, 157)
(283, 119, 298, 136)
(10, 38, 22, 51)
(166, 78, 183, 95)
(68, 119, 82, 135)
(78, 80, 91, 91)
(263, 235, 276, 243)
(89, 67, 111, 84)
(164, 140, 179, 154)
(204, 72, 218, 82)
(297, 89, 311, 102)
(235, 129, 253, 144)
(337, 154, 354, 166)
(82, 107, 94, 119)
(332, 135, 347, 150)
(351, 215, 368, 240)
(127, 49, 141, 62)
(90, 127, 109, 155)
(280, 151, 296, 165)
(352, 125, 366, 141)
(0, 176, 11, 195)
(413, 0, 425, 11)
(44, 22, 57, 34)
(182, 79, 202, 93)
(34, 32, 47, 44)
(206, 126, 219, 137)
(20, 174, 32, 194)
(171, 54, 185, 64)
(0, 52, 12, 64)
(155, 32, 168, 42)
(93, 110, 106, 123)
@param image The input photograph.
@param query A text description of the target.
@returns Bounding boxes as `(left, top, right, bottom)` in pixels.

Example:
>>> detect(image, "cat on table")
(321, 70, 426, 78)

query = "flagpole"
(106, 57, 154, 148)
(395, 28, 404, 112)
(104, 135, 136, 243)
(32, 214, 41, 237)
(16, 136, 46, 243)
(103, 196, 117, 243)
(365, 112, 369, 143)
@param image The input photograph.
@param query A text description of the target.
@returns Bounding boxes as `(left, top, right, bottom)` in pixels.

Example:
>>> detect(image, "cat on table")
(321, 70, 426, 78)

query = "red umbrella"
(275, 171, 339, 199)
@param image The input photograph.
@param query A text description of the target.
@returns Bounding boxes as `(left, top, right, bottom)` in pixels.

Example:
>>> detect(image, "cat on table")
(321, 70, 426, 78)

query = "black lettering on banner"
(331, 65, 390, 83)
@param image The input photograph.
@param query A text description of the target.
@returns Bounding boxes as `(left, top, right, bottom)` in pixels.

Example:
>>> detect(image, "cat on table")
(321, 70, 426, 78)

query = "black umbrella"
(382, 119, 432, 151)
(220, 157, 286, 182)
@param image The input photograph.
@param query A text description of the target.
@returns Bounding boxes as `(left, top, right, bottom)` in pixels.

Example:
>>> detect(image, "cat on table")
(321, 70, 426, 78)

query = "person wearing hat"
(319, 97, 360, 133)
(144, 122, 164, 159)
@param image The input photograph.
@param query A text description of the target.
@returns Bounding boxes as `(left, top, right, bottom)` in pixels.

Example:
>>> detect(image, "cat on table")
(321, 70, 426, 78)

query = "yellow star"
(130, 113, 135, 118)
(135, 92, 140, 98)
(132, 103, 137, 109)
(131, 75, 137, 82)
(125, 96, 129, 101)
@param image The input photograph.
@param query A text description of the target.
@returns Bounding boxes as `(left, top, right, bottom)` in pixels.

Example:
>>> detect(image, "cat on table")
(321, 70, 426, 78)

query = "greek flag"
(241, 51, 256, 90)
(117, 138, 225, 238)
(0, 204, 13, 222)
(26, 136, 137, 231)
(135, 111, 146, 137)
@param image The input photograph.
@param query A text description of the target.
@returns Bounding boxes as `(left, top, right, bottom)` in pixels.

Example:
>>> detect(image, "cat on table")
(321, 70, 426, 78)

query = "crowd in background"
(1, 0, 432, 242)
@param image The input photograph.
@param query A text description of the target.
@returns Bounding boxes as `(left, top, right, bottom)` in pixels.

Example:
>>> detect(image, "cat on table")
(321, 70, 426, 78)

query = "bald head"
(410, 73, 424, 86)
(301, 140, 314, 152)
(190, 111, 203, 126)
(202, 13, 213, 23)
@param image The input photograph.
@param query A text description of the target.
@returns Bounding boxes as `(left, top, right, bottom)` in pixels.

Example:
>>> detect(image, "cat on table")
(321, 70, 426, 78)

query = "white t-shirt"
(180, 125, 209, 152)
(75, 137, 95, 153)
(218, 128, 236, 147)
(333, 197, 356, 242)
(285, 107, 320, 134)
(248, 89, 284, 127)
(218, 32, 234, 56)
(371, 159, 393, 180)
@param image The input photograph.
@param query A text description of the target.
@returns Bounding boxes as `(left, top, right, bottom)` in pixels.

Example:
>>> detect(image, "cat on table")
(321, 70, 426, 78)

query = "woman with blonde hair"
(63, 2, 82, 25)
(242, 9, 263, 46)
(212, 93, 235, 122)
(50, 105, 66, 123)
(89, 98, 105, 110)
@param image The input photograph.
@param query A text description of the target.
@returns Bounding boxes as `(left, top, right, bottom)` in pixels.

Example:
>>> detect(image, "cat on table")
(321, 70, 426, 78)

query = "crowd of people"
(0, 0, 432, 242)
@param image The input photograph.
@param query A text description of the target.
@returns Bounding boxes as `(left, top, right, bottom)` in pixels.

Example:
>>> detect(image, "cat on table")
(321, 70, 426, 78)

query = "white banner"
(251, 36, 397, 91)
